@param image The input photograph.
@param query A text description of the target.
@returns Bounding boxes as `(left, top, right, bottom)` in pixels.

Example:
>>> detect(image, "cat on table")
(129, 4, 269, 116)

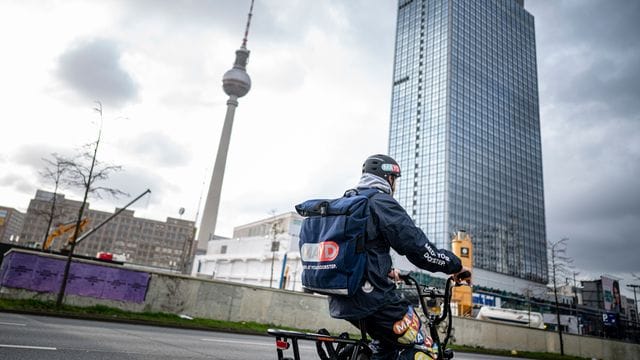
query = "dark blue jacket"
(328, 177, 462, 319)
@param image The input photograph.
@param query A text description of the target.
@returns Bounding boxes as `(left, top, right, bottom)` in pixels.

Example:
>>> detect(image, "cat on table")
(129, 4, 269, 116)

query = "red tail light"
(276, 340, 290, 350)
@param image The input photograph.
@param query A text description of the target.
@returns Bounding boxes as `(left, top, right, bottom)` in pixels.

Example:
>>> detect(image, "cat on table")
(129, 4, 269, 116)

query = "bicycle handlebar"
(397, 271, 472, 354)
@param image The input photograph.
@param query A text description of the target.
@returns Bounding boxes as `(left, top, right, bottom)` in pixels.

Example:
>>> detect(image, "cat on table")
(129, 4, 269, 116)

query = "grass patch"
(1, 298, 590, 360)
(0, 297, 289, 335)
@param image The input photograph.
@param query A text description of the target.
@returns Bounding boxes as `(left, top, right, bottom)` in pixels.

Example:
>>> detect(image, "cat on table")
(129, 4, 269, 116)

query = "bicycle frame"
(268, 324, 369, 360)
(403, 274, 456, 359)
(267, 275, 462, 360)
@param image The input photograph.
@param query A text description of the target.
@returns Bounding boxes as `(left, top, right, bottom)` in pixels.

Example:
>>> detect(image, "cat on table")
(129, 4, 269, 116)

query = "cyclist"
(330, 154, 471, 360)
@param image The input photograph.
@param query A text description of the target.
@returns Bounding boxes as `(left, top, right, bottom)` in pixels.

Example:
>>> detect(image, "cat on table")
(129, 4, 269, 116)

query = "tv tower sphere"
(222, 49, 251, 98)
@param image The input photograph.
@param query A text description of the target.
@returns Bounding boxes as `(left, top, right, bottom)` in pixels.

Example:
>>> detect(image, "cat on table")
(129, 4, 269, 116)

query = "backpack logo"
(300, 241, 339, 262)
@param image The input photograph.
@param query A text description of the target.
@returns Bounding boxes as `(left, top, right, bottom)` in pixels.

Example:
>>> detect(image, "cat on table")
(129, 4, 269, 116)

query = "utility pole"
(572, 271, 580, 334)
(628, 284, 640, 326)
(268, 213, 282, 288)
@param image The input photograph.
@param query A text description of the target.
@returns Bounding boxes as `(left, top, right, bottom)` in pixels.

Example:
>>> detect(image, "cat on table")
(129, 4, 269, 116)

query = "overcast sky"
(0, 1, 638, 295)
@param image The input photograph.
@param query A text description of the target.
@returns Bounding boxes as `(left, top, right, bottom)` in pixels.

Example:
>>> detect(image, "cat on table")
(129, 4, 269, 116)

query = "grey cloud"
(121, 1, 248, 31)
(0, 145, 88, 202)
(0, 173, 35, 195)
(120, 131, 190, 167)
(545, 1, 640, 51)
(12, 144, 73, 169)
(121, 1, 277, 47)
(531, 0, 640, 118)
(567, 56, 640, 115)
(56, 38, 139, 107)
(543, 115, 640, 274)
(528, 0, 640, 276)
(553, 216, 638, 274)
(87, 166, 176, 211)
(545, 118, 640, 221)
(121, 0, 395, 57)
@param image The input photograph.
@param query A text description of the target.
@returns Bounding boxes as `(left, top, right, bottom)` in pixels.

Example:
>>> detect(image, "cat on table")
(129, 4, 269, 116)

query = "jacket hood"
(357, 173, 392, 194)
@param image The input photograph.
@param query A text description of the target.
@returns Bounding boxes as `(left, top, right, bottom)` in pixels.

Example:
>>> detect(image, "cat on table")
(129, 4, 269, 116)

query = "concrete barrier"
(144, 271, 353, 333)
(452, 316, 640, 359)
(1, 249, 638, 359)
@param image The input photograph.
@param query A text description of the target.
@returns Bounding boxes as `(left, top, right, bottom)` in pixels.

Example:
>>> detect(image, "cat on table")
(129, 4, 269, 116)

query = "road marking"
(200, 337, 314, 350)
(201, 338, 270, 347)
(0, 322, 26, 326)
(0, 344, 57, 350)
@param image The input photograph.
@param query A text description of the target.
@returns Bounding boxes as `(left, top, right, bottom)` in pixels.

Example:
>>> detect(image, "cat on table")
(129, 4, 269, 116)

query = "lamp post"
(628, 284, 640, 326)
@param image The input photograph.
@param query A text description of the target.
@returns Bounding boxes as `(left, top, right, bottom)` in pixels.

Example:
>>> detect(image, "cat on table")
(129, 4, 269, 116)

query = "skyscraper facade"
(389, 0, 547, 285)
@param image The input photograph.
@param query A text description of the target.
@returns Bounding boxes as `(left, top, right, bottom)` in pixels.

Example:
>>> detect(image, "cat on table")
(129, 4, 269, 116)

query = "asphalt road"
(0, 312, 527, 359)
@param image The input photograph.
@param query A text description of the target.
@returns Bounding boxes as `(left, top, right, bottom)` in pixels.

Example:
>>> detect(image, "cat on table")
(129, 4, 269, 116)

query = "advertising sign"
(602, 276, 614, 311)
(473, 293, 500, 307)
(603, 312, 617, 326)
(602, 276, 622, 312)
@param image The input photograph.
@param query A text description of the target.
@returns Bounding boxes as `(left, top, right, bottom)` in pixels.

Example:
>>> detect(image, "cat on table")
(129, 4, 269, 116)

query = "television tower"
(197, 0, 254, 252)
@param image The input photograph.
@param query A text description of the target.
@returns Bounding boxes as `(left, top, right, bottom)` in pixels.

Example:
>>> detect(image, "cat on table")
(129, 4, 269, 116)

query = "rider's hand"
(388, 268, 401, 283)
(453, 266, 472, 286)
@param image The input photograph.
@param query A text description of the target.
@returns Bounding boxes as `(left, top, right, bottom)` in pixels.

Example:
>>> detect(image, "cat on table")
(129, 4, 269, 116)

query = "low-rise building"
(193, 212, 304, 291)
(16, 190, 196, 272)
(0, 206, 24, 244)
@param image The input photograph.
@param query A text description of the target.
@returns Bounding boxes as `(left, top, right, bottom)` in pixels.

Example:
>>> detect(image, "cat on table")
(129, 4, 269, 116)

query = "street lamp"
(628, 284, 640, 325)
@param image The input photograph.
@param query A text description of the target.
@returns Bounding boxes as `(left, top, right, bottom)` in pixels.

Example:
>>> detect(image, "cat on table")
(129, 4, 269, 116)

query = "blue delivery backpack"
(295, 188, 378, 296)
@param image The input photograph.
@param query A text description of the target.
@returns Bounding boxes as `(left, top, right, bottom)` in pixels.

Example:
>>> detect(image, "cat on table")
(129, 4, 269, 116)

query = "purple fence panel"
(0, 251, 150, 303)
(0, 252, 36, 289)
(66, 262, 107, 298)
(104, 266, 132, 300)
(0, 255, 10, 286)
(31, 256, 64, 292)
(123, 270, 150, 303)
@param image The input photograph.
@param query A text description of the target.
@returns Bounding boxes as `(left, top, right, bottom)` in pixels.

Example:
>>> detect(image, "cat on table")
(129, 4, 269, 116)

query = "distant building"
(17, 190, 196, 272)
(582, 276, 624, 314)
(193, 212, 304, 291)
(548, 282, 580, 306)
(582, 279, 604, 310)
(0, 206, 24, 244)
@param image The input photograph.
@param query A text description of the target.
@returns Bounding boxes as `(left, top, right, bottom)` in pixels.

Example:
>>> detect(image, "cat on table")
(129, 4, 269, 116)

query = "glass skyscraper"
(389, 0, 547, 284)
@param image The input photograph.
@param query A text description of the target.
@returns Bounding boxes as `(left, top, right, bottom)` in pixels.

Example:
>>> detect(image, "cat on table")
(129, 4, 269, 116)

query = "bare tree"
(548, 237, 574, 356)
(61, 147, 128, 201)
(38, 153, 72, 248)
(56, 102, 128, 307)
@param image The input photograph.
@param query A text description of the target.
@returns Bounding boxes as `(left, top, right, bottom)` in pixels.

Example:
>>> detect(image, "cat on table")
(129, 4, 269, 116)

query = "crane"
(43, 218, 90, 251)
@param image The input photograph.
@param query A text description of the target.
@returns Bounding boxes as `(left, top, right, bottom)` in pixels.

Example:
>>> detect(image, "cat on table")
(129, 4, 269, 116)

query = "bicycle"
(267, 271, 470, 360)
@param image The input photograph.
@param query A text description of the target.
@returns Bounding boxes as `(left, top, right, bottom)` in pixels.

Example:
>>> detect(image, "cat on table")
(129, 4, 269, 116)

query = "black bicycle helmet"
(362, 154, 401, 178)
